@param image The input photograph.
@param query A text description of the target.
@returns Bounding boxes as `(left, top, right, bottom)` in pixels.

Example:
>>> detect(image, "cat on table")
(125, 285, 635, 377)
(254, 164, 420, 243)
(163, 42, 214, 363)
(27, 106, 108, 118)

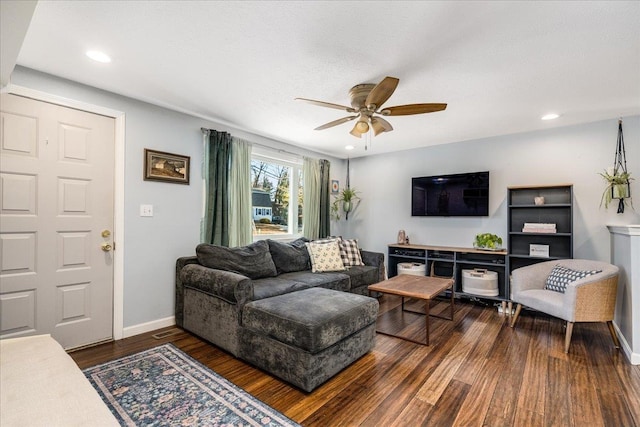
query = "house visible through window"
(251, 152, 303, 239)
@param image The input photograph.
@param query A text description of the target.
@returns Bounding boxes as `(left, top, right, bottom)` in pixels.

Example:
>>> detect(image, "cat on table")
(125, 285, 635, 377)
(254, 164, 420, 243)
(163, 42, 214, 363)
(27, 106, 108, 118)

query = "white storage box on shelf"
(398, 262, 426, 276)
(462, 268, 499, 296)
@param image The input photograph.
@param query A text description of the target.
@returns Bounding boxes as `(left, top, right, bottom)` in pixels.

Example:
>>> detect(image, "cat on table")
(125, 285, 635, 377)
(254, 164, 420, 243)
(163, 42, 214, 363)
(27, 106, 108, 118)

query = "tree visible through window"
(251, 156, 302, 237)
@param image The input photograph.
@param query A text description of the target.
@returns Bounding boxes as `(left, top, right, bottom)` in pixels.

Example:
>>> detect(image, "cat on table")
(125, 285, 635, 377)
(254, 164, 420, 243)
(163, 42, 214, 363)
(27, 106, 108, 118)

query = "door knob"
(101, 243, 113, 252)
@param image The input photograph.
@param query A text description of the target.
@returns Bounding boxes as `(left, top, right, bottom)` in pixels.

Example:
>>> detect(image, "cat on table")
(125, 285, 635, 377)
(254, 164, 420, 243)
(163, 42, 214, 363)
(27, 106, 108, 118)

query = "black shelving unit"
(507, 184, 573, 274)
(388, 244, 508, 302)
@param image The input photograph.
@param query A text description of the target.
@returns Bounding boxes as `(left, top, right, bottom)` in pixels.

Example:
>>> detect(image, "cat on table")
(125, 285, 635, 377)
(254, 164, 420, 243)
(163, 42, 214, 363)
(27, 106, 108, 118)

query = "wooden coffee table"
(368, 274, 454, 346)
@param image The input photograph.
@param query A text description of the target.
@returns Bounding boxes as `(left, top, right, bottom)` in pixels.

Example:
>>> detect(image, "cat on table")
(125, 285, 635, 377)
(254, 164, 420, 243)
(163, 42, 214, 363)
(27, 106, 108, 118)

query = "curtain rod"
(201, 127, 306, 159)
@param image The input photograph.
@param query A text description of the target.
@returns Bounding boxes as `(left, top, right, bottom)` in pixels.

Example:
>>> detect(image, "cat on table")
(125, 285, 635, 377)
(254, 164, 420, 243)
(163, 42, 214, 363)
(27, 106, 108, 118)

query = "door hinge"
(113, 241, 116, 251)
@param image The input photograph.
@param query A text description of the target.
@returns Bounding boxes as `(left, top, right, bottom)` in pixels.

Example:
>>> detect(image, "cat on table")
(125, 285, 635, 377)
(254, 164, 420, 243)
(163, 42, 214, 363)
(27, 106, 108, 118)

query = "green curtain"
(318, 159, 331, 238)
(302, 157, 320, 240)
(229, 137, 253, 247)
(203, 130, 231, 246)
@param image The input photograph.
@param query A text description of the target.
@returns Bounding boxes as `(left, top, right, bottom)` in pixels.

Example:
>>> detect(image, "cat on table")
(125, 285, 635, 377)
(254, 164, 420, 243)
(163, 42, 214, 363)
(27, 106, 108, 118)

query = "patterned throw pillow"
(305, 240, 346, 272)
(544, 264, 601, 293)
(339, 238, 365, 267)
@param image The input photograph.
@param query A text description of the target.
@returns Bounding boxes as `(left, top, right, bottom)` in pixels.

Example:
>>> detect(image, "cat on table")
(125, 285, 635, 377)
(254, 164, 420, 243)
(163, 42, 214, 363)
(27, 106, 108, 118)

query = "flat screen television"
(412, 171, 490, 217)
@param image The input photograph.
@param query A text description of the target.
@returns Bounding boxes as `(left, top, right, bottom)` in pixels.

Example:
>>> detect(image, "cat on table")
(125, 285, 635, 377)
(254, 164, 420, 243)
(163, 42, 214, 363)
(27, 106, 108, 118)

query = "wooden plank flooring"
(70, 296, 640, 426)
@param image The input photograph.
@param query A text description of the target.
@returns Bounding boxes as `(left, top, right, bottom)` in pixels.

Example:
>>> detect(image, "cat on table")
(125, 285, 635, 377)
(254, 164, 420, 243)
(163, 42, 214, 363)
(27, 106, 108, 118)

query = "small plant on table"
(474, 233, 503, 250)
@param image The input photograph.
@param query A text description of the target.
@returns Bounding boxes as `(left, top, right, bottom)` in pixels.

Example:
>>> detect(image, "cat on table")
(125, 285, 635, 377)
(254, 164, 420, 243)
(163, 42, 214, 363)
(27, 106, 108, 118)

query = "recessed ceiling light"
(541, 113, 560, 120)
(86, 50, 111, 63)
(345, 145, 355, 150)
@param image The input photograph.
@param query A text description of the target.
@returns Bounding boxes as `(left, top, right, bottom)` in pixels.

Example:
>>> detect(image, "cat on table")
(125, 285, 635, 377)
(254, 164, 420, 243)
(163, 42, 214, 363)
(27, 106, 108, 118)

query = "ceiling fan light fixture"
(356, 120, 369, 133)
(371, 120, 385, 136)
(371, 116, 393, 136)
(349, 124, 363, 138)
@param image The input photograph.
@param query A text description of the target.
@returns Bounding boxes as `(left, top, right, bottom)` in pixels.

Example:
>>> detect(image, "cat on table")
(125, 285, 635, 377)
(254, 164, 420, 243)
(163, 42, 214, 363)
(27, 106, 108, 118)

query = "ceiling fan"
(295, 76, 447, 138)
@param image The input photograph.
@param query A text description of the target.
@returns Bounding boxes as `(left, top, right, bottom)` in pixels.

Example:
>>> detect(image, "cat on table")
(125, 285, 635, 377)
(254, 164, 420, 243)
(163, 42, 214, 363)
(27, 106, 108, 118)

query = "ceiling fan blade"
(295, 97, 355, 112)
(381, 103, 447, 116)
(314, 116, 357, 130)
(371, 116, 393, 136)
(365, 76, 399, 109)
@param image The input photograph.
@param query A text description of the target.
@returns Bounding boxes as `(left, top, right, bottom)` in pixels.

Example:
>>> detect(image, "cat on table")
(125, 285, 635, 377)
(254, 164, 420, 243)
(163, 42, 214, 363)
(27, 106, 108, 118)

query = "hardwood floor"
(71, 296, 640, 426)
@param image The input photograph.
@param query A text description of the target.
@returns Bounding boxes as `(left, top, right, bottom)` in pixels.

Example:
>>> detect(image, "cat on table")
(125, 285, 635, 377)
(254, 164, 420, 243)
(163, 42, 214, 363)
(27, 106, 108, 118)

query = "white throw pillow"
(305, 240, 346, 272)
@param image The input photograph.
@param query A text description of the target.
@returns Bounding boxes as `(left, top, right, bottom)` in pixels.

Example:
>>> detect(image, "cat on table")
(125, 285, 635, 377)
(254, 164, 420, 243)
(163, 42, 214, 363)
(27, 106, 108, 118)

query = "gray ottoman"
(238, 287, 379, 392)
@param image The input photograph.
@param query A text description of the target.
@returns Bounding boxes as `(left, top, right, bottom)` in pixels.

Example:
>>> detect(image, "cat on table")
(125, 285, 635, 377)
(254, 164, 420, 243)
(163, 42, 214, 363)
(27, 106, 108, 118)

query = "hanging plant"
(599, 170, 633, 210)
(601, 119, 634, 213)
(330, 187, 360, 220)
(331, 157, 361, 220)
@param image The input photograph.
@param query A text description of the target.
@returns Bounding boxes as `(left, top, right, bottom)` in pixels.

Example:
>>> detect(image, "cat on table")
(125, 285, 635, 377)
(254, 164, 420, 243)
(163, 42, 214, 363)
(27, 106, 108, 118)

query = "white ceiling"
(10, 1, 640, 158)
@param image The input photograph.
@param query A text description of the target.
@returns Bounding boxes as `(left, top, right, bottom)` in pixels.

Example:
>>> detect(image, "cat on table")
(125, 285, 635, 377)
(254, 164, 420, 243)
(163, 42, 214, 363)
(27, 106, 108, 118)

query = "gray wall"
(11, 66, 639, 330)
(340, 116, 640, 265)
(10, 66, 344, 329)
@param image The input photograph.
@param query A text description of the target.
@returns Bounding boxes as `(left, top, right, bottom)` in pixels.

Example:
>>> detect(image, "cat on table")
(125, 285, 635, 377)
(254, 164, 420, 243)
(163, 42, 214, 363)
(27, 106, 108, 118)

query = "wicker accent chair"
(509, 259, 620, 353)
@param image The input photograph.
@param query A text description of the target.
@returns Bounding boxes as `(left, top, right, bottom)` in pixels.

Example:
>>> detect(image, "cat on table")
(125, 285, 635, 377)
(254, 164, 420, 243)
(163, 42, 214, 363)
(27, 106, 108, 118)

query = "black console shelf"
(388, 244, 509, 305)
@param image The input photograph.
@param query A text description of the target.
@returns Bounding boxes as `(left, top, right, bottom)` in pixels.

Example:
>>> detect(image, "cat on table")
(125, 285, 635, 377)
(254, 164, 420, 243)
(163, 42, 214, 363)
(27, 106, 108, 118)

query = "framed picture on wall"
(144, 149, 190, 184)
(331, 180, 339, 194)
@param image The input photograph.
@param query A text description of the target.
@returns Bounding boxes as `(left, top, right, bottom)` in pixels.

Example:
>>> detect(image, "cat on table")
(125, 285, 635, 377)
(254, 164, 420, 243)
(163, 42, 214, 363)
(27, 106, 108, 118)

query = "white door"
(0, 93, 115, 349)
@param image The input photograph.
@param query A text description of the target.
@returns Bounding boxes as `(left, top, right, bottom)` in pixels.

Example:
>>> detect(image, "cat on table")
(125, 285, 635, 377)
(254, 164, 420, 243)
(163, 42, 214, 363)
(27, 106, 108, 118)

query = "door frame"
(3, 84, 125, 341)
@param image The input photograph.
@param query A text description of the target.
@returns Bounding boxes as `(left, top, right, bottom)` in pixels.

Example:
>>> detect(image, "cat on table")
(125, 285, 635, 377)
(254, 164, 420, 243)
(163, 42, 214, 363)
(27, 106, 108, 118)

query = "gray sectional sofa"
(175, 238, 385, 391)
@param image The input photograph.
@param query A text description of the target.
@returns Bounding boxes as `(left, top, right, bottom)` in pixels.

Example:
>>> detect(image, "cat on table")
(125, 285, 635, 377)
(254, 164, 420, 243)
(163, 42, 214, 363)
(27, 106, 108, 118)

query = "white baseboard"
(123, 316, 176, 339)
(613, 321, 640, 365)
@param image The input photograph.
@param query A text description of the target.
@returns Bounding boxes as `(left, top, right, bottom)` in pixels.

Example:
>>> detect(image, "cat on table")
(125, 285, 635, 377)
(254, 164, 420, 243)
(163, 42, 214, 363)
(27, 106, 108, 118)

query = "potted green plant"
(331, 187, 360, 220)
(473, 233, 503, 250)
(599, 169, 633, 209)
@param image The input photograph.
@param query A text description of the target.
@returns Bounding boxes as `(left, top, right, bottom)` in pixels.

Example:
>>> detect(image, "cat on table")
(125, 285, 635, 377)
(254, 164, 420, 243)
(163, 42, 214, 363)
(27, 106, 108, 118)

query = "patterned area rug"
(83, 343, 300, 427)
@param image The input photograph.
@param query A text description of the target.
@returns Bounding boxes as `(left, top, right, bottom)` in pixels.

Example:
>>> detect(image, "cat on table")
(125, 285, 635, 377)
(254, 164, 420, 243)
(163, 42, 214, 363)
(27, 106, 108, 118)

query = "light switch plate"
(140, 204, 154, 217)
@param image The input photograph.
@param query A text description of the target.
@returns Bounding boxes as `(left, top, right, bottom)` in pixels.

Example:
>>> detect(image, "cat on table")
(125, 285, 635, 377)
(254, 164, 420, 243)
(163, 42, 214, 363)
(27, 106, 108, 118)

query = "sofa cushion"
(267, 238, 310, 274)
(279, 271, 351, 292)
(242, 287, 379, 353)
(251, 271, 350, 301)
(305, 240, 345, 272)
(251, 276, 316, 301)
(196, 241, 277, 280)
(339, 265, 379, 291)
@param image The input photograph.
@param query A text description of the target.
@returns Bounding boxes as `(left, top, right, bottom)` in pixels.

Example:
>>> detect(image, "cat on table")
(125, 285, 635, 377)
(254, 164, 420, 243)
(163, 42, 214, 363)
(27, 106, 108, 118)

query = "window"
(251, 151, 303, 239)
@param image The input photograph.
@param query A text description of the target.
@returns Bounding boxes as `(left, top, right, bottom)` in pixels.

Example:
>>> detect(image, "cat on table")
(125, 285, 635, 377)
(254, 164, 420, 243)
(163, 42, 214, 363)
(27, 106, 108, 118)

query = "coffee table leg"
(425, 299, 430, 346)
